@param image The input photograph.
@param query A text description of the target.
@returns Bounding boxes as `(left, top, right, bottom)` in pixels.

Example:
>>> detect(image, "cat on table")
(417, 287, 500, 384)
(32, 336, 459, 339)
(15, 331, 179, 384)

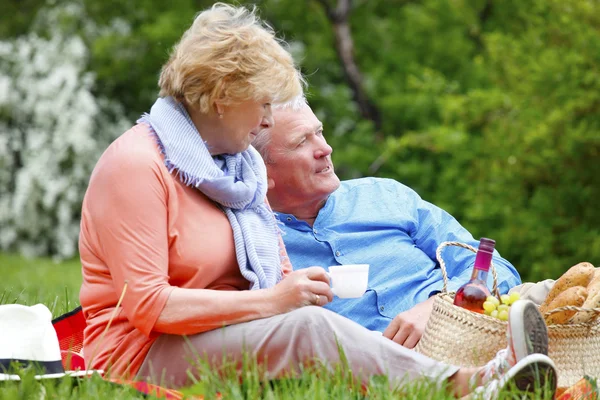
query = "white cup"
(327, 264, 369, 298)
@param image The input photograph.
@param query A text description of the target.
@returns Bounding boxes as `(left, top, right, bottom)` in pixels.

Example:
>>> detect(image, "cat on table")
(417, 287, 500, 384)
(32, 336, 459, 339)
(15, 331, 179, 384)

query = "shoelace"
(482, 348, 512, 382)
(468, 348, 512, 396)
(472, 378, 501, 400)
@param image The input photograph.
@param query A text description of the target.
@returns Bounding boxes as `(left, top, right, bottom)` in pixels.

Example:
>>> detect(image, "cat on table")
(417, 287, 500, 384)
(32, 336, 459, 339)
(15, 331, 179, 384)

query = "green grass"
(0, 252, 82, 316)
(0, 252, 557, 399)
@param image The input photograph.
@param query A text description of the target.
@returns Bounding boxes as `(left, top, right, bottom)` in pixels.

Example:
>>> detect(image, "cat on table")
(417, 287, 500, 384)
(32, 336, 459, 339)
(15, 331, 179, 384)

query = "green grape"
(501, 294, 511, 305)
(509, 291, 521, 305)
(498, 310, 509, 321)
(490, 310, 499, 318)
(483, 301, 497, 313)
(486, 296, 500, 306)
(497, 304, 509, 312)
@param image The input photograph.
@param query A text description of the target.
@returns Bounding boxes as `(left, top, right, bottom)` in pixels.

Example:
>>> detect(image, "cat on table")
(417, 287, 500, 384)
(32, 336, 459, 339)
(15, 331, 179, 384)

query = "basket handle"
(437, 241, 500, 299)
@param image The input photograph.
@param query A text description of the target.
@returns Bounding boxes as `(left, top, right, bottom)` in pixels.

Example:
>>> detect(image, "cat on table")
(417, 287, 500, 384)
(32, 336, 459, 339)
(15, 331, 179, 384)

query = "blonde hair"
(159, 3, 304, 113)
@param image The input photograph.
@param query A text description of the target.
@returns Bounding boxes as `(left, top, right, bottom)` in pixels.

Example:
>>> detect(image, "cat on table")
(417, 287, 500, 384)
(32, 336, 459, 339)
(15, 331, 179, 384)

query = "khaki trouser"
(137, 306, 458, 389)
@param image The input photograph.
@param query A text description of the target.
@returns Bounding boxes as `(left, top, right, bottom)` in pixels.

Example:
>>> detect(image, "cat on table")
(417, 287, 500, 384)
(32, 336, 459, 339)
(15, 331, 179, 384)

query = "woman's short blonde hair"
(159, 3, 304, 114)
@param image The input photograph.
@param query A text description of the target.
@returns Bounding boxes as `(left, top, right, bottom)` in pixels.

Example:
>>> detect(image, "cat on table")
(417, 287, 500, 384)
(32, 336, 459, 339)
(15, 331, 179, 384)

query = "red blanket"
(52, 307, 205, 399)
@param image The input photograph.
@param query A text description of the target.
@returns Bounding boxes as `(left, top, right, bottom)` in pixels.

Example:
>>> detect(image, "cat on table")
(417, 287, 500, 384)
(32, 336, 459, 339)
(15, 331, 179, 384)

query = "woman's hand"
(268, 267, 334, 314)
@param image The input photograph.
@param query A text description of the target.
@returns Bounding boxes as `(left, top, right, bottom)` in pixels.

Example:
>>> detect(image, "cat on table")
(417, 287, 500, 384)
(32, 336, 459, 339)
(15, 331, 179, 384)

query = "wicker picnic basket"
(414, 241, 600, 388)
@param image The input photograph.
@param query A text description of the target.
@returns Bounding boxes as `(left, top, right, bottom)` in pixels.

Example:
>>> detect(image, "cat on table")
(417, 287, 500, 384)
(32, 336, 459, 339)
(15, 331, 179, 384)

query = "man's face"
(265, 106, 341, 209)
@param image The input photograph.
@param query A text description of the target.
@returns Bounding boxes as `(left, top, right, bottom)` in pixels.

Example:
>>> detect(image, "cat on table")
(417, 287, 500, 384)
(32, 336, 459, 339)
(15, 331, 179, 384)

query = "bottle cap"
(478, 237, 496, 253)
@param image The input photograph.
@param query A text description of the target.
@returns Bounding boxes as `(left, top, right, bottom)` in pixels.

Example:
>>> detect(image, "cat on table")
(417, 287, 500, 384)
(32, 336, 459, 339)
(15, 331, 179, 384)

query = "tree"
(1, 0, 598, 282)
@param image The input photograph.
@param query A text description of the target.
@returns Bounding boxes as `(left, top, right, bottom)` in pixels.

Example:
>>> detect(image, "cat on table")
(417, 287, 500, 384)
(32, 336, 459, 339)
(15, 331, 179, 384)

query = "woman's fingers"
(307, 280, 334, 304)
(282, 268, 333, 307)
(304, 266, 330, 284)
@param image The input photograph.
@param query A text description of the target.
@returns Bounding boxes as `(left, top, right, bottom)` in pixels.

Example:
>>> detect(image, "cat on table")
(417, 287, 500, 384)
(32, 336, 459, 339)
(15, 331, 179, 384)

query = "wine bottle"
(453, 238, 495, 313)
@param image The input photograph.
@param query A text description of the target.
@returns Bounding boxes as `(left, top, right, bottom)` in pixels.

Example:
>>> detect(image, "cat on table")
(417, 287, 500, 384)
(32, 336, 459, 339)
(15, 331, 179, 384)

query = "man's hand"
(382, 296, 436, 349)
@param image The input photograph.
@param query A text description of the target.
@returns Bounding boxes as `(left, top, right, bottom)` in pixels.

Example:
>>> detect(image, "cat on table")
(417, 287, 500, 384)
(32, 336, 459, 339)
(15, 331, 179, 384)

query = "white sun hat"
(0, 303, 99, 381)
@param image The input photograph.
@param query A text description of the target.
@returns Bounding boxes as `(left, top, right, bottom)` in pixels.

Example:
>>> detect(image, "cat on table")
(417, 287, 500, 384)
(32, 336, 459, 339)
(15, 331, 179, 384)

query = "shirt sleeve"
(399, 183, 522, 296)
(84, 144, 175, 337)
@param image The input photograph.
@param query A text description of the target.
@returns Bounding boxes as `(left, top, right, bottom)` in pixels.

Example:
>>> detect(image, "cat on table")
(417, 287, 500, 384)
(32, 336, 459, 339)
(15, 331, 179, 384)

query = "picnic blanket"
(52, 307, 204, 400)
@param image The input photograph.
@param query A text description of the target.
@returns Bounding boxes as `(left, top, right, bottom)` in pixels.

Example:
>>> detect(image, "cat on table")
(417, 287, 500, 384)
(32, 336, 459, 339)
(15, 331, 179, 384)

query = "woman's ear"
(213, 101, 226, 117)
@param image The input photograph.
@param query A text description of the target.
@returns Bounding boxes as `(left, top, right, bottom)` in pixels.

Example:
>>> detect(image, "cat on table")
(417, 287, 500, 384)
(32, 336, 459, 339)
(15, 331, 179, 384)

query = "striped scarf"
(138, 96, 282, 290)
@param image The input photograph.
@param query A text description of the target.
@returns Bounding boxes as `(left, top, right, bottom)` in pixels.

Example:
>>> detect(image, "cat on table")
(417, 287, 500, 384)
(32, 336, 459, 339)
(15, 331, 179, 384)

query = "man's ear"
(267, 177, 275, 190)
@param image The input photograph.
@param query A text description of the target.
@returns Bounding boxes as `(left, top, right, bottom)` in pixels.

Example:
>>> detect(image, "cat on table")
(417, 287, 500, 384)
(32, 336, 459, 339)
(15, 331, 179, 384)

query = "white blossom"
(0, 4, 129, 259)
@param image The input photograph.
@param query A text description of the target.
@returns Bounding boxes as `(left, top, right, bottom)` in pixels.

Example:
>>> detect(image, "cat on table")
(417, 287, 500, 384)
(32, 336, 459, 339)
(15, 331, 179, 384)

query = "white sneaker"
(473, 353, 557, 400)
(480, 299, 549, 381)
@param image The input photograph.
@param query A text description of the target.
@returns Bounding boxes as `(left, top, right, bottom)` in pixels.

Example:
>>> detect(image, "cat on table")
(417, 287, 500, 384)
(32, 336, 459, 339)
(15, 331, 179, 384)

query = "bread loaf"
(570, 267, 600, 323)
(539, 262, 595, 313)
(543, 286, 587, 325)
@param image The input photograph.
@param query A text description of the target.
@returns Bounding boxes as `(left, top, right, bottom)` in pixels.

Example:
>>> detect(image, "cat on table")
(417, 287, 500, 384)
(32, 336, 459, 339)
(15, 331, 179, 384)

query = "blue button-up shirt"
(275, 178, 522, 332)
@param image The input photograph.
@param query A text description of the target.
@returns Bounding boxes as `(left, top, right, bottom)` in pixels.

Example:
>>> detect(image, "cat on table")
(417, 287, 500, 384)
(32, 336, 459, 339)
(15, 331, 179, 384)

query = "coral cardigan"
(79, 124, 291, 377)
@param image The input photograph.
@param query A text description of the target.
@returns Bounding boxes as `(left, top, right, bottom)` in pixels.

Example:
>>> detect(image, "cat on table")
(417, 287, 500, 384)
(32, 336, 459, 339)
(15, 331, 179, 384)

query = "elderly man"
(253, 102, 521, 348)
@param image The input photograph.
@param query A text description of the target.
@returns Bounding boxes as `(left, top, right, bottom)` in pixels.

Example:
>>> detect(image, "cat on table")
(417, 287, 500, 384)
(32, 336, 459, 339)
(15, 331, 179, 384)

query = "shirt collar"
(273, 191, 340, 228)
(274, 212, 312, 230)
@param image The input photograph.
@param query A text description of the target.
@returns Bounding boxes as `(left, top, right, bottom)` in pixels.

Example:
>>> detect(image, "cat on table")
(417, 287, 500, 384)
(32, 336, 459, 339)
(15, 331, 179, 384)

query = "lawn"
(0, 252, 82, 316)
(0, 252, 556, 399)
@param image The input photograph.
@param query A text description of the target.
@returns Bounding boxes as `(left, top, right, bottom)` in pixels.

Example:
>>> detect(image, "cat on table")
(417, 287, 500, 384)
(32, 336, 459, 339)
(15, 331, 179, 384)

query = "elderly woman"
(79, 3, 556, 398)
(79, 2, 306, 380)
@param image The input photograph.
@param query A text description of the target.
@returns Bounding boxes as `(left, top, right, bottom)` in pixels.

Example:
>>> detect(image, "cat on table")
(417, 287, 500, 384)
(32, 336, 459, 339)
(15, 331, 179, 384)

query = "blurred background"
(1, 0, 599, 283)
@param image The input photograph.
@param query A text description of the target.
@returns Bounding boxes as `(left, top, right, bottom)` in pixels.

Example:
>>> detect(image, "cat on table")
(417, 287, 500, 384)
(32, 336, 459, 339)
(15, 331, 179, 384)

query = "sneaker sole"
(509, 300, 549, 360)
(504, 355, 558, 395)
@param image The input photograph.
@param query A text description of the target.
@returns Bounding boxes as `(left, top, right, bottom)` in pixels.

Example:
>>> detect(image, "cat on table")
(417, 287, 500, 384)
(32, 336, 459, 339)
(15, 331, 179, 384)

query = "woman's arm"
(155, 266, 333, 336)
(155, 287, 275, 335)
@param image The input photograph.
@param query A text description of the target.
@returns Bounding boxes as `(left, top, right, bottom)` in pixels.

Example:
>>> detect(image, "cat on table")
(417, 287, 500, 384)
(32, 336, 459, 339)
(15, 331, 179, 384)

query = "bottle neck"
(470, 266, 489, 282)
(471, 249, 493, 282)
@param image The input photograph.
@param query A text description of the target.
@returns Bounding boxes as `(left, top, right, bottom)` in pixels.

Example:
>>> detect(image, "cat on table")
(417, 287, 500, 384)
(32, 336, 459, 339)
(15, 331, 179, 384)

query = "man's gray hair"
(273, 95, 308, 111)
(253, 96, 308, 163)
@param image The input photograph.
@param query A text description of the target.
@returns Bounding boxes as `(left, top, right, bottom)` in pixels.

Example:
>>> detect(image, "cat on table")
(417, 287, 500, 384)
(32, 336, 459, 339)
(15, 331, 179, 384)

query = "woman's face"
(214, 99, 274, 154)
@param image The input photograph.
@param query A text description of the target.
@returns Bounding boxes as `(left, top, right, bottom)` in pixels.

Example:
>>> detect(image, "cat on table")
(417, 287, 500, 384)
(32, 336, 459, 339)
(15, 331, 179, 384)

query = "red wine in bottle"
(453, 238, 495, 313)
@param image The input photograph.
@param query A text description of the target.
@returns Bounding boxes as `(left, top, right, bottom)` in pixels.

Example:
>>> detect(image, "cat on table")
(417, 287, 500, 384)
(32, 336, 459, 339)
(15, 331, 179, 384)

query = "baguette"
(570, 267, 600, 323)
(539, 262, 595, 313)
(543, 286, 587, 325)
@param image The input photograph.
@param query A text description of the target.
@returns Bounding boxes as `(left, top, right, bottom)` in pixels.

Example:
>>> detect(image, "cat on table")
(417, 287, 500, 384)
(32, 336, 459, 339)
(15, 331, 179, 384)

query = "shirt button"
(313, 229, 318, 234)
(335, 251, 341, 256)
(380, 306, 385, 311)
(286, 217, 292, 222)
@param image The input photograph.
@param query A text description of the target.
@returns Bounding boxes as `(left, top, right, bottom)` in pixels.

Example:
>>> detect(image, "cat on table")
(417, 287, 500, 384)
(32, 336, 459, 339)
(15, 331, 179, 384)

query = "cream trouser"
(137, 306, 458, 388)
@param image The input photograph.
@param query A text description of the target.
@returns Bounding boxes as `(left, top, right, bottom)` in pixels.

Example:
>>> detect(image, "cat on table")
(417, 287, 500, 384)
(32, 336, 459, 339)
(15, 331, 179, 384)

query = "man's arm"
(411, 194, 522, 295)
(383, 183, 521, 347)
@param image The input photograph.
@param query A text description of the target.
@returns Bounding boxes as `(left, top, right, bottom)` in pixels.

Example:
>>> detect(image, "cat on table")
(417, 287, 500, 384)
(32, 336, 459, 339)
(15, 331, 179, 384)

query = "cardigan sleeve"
(82, 137, 176, 337)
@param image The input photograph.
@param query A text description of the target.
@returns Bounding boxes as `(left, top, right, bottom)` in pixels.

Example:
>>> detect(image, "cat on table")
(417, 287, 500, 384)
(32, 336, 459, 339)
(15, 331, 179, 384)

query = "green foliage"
(0, 0, 47, 38)
(1, 0, 599, 282)
(281, 0, 600, 283)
